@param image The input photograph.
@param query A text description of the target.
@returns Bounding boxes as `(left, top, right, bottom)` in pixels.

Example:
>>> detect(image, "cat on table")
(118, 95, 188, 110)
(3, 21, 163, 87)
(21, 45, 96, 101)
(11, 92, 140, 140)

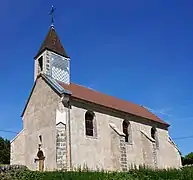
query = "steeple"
(35, 27, 69, 59)
(34, 7, 70, 84)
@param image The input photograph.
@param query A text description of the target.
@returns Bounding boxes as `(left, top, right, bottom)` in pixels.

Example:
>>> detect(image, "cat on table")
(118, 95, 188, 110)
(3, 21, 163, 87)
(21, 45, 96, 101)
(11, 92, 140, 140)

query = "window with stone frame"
(151, 127, 156, 140)
(122, 120, 132, 144)
(85, 111, 95, 136)
(151, 127, 159, 148)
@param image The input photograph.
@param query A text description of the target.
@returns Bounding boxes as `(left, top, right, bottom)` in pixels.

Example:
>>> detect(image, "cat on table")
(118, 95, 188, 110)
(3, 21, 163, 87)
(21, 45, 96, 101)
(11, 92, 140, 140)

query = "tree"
(182, 152, 193, 166)
(185, 152, 193, 160)
(0, 137, 10, 164)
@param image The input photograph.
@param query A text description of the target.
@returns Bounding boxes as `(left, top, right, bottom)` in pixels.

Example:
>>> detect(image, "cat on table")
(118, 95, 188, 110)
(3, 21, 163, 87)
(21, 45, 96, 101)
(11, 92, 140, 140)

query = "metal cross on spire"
(49, 5, 56, 28)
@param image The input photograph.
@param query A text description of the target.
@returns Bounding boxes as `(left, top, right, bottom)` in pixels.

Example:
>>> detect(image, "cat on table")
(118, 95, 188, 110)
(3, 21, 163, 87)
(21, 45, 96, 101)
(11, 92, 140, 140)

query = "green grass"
(1, 166, 193, 180)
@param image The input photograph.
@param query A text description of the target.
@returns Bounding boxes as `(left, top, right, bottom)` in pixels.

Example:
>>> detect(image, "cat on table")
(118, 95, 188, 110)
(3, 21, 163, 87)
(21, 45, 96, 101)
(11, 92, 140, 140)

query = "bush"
(1, 166, 193, 180)
(0, 165, 27, 172)
(0, 137, 10, 164)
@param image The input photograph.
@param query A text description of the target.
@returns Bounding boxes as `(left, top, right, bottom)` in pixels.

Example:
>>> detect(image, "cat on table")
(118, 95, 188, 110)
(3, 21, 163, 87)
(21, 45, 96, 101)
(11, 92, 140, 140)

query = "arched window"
(151, 127, 159, 148)
(85, 111, 95, 136)
(151, 127, 156, 140)
(123, 120, 129, 142)
(122, 120, 132, 143)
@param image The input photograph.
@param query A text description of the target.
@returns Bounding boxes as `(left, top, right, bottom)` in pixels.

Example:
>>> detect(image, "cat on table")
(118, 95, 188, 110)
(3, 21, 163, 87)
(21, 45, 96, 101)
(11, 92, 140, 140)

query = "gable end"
(21, 74, 71, 117)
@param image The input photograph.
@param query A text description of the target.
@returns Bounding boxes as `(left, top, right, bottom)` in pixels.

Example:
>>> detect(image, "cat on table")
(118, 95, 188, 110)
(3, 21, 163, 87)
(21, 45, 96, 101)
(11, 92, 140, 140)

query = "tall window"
(39, 135, 42, 146)
(151, 127, 159, 148)
(151, 127, 156, 140)
(123, 120, 129, 142)
(85, 111, 95, 136)
(122, 120, 132, 143)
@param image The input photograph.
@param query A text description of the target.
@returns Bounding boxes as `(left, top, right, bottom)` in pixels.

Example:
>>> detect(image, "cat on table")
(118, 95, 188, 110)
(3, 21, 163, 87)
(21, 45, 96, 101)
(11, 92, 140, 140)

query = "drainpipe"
(67, 100, 72, 170)
(62, 94, 72, 171)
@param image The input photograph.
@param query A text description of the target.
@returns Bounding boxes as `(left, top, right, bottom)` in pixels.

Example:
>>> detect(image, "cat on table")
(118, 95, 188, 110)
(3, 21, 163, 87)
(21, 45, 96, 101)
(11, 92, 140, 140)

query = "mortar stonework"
(56, 123, 67, 170)
(152, 143, 158, 168)
(120, 137, 127, 171)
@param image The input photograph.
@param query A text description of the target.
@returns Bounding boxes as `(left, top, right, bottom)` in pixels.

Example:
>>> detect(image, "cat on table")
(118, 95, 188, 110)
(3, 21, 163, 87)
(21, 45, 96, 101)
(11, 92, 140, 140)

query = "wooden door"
(39, 159, 44, 171)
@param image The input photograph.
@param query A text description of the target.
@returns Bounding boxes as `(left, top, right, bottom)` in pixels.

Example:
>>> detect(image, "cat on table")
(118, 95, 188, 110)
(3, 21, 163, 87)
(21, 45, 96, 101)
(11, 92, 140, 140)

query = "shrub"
(1, 166, 193, 180)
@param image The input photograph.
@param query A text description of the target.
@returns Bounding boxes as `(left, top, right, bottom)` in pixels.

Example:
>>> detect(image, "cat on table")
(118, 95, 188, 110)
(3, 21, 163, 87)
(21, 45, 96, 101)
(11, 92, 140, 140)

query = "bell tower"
(34, 7, 70, 84)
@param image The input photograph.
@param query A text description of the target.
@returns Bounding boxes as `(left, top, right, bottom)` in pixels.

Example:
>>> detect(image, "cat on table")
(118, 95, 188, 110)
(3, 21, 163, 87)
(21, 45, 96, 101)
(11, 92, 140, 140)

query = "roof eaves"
(41, 74, 72, 95)
(21, 77, 39, 117)
(21, 73, 71, 117)
(140, 104, 170, 126)
(34, 47, 70, 59)
(10, 129, 24, 143)
(71, 96, 169, 127)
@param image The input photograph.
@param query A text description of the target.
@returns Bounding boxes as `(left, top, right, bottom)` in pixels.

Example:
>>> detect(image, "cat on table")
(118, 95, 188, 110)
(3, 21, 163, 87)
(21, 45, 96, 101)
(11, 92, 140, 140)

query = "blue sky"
(0, 0, 193, 156)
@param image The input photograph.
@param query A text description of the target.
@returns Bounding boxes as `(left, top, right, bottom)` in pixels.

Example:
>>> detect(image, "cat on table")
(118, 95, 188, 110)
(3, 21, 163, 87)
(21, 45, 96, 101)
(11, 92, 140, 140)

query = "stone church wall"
(14, 76, 181, 171)
(70, 102, 125, 171)
(141, 132, 154, 167)
(10, 130, 25, 165)
(22, 77, 61, 171)
(156, 128, 182, 169)
(69, 100, 181, 171)
(69, 101, 144, 171)
(110, 128, 121, 171)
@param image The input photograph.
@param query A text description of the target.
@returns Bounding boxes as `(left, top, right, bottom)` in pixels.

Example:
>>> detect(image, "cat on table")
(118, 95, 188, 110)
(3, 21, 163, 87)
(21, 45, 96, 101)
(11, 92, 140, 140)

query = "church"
(10, 19, 182, 171)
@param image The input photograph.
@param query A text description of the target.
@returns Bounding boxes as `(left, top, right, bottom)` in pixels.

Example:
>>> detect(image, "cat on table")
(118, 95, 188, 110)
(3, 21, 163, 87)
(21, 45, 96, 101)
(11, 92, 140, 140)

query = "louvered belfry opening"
(38, 56, 43, 72)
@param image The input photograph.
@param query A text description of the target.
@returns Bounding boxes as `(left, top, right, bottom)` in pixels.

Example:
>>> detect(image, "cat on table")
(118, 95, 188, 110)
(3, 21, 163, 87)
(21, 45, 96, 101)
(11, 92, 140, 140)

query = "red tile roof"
(59, 82, 169, 126)
(35, 27, 69, 58)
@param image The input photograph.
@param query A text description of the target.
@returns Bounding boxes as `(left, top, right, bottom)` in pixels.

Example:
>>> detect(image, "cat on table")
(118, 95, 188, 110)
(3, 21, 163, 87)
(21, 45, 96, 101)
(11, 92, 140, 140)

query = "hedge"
(1, 166, 193, 180)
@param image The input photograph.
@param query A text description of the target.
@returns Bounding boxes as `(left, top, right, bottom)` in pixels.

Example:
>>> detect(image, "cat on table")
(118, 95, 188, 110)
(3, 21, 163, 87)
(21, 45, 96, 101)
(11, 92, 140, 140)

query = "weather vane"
(49, 5, 56, 27)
